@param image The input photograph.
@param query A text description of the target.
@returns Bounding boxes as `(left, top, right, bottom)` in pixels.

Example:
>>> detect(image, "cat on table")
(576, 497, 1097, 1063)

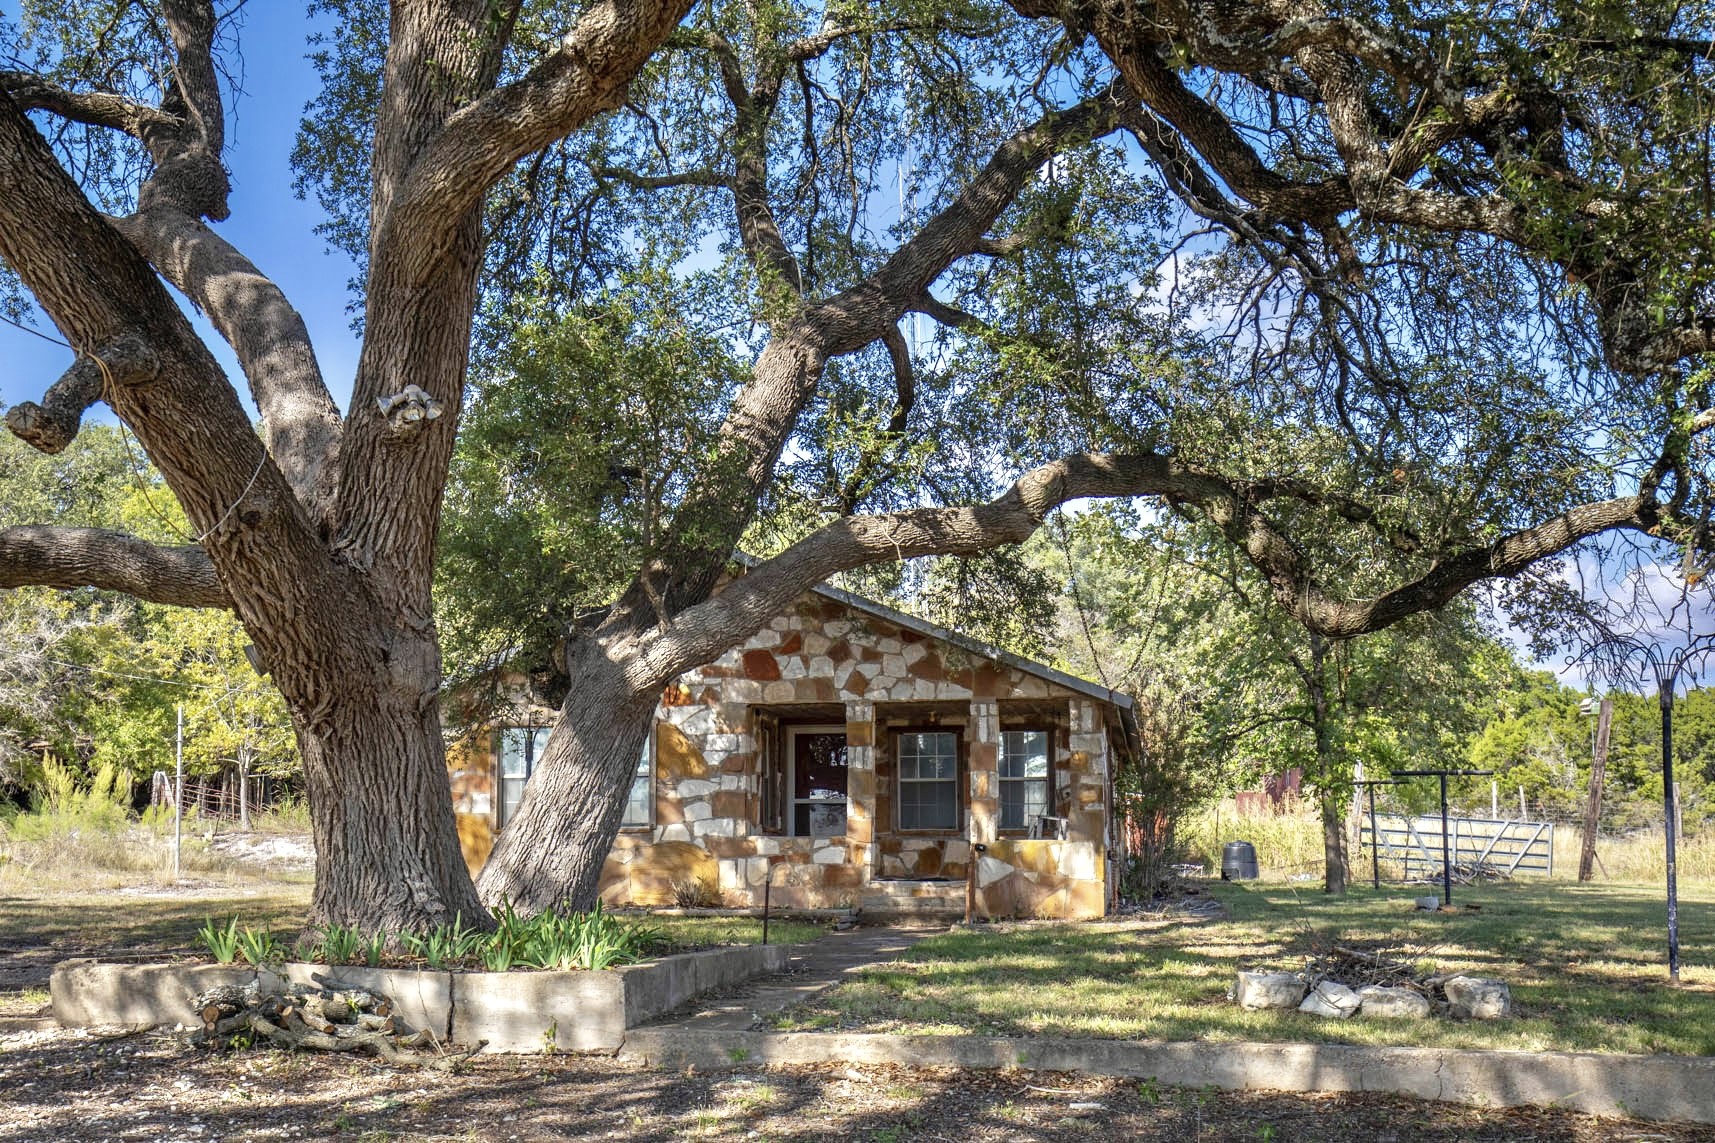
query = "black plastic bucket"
(1221, 840, 1259, 880)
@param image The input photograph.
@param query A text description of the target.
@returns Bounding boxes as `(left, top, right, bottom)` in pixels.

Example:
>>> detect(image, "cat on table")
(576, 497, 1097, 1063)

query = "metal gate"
(1359, 814, 1554, 878)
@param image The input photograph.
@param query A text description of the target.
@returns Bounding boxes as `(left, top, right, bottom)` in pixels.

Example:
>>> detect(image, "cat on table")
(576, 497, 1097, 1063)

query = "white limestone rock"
(1358, 985, 1431, 1019)
(1233, 971, 1306, 1010)
(1444, 976, 1511, 1020)
(1298, 980, 1362, 1018)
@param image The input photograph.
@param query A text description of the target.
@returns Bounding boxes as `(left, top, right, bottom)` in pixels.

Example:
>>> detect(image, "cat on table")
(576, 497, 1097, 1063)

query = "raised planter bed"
(51, 942, 793, 1053)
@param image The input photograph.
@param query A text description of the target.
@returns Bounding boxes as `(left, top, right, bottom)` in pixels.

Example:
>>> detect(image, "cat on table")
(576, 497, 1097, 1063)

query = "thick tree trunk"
(475, 646, 658, 911)
(1319, 780, 1349, 896)
(1305, 634, 1349, 895)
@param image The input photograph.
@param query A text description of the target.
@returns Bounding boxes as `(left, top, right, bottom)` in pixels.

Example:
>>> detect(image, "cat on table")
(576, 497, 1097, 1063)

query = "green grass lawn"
(641, 914, 828, 950)
(772, 880, 1715, 1055)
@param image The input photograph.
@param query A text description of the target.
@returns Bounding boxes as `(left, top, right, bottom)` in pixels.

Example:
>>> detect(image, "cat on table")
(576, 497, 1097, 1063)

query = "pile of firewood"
(188, 977, 483, 1068)
(1303, 944, 1434, 994)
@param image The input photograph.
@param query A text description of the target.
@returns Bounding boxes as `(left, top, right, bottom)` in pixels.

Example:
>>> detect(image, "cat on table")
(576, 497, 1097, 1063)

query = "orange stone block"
(656, 722, 709, 780)
(742, 649, 781, 681)
(455, 812, 493, 876)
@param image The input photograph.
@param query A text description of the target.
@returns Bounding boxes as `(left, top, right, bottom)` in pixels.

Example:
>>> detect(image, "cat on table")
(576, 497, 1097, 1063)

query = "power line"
(37, 655, 234, 692)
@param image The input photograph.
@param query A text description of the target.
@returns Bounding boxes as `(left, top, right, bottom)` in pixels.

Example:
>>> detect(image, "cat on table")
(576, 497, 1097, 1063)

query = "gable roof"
(733, 554, 1133, 713)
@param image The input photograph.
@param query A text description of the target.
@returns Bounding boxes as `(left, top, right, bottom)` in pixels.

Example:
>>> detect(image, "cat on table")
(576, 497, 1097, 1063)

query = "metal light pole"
(1582, 628, 1710, 985)
(173, 703, 184, 881)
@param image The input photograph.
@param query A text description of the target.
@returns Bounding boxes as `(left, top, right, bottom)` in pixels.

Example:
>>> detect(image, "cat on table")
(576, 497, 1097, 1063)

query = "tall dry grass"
(0, 760, 294, 892)
(1182, 800, 1715, 886)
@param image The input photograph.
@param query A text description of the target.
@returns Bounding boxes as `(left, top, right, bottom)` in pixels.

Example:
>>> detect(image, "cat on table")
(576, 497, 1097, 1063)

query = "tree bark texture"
(475, 646, 659, 911)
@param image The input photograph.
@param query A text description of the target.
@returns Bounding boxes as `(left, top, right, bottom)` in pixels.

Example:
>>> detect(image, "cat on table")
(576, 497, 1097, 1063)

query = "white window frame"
(998, 728, 1052, 832)
(621, 724, 654, 830)
(497, 725, 552, 827)
(786, 724, 849, 838)
(896, 729, 961, 833)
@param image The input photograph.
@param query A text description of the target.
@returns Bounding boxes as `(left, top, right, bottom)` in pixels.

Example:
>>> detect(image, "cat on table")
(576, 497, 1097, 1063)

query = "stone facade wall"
(452, 588, 1121, 919)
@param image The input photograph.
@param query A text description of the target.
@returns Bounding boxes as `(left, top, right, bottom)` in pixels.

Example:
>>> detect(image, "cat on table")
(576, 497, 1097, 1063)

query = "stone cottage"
(448, 574, 1136, 919)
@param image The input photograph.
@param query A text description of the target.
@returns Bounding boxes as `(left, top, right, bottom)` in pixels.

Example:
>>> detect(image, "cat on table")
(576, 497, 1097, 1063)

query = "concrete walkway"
(646, 924, 942, 1031)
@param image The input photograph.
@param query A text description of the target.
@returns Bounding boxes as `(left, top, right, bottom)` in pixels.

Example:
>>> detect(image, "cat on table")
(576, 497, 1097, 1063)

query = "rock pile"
(1231, 944, 1510, 1022)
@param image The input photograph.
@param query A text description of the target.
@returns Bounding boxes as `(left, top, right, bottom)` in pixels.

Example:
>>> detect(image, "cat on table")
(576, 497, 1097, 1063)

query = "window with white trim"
(999, 729, 1051, 831)
(498, 726, 551, 826)
(897, 730, 959, 831)
(622, 731, 653, 828)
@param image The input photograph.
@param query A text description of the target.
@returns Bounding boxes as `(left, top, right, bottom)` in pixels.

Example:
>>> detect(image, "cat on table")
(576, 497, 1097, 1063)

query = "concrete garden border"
(51, 942, 792, 1052)
(617, 1029, 1715, 1126)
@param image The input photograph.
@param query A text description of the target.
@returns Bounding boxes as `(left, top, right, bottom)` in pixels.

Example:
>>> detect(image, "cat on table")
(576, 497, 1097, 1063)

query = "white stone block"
(682, 800, 713, 822)
(658, 823, 692, 843)
(781, 657, 807, 679)
(753, 837, 780, 855)
(808, 655, 834, 678)
(888, 682, 914, 700)
(882, 654, 906, 677)
(1233, 972, 1305, 1010)
(834, 662, 856, 689)
(845, 700, 874, 722)
(763, 681, 795, 703)
(1357, 986, 1431, 1019)
(902, 642, 927, 665)
(747, 629, 781, 649)
(677, 779, 717, 798)
(769, 617, 790, 631)
(877, 637, 903, 654)
(692, 817, 738, 838)
(812, 847, 845, 865)
(855, 661, 882, 678)
(719, 859, 745, 891)
(911, 678, 936, 700)
(1057, 842, 1098, 882)
(803, 633, 832, 655)
(1299, 981, 1361, 1019)
(1445, 976, 1511, 1020)
(846, 745, 872, 771)
(977, 855, 1014, 888)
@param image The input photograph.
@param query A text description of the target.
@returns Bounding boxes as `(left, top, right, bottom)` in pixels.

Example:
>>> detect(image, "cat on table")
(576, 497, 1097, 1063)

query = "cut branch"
(0, 526, 228, 608)
(5, 334, 158, 453)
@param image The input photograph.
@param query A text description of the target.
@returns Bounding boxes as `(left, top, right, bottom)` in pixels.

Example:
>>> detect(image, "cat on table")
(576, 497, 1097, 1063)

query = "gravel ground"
(1, 1026, 1709, 1142)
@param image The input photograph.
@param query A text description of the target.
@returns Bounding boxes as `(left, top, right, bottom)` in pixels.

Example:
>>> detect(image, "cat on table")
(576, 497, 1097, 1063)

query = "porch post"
(968, 700, 1000, 844)
(845, 700, 876, 881)
(1067, 698, 1110, 843)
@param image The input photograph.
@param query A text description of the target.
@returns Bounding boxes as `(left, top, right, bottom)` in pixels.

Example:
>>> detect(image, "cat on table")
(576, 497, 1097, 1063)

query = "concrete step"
(860, 879, 965, 915)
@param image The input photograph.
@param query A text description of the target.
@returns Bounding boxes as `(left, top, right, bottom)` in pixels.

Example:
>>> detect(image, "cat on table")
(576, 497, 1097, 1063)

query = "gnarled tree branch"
(633, 451, 1658, 683)
(5, 333, 157, 453)
(0, 526, 228, 608)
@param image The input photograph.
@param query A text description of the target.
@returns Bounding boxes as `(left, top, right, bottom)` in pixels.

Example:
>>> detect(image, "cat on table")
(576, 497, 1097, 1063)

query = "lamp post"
(1583, 628, 1712, 985)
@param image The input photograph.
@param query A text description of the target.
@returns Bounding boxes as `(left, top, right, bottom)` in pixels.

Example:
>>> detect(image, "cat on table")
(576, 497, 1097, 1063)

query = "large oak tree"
(2, 0, 1712, 923)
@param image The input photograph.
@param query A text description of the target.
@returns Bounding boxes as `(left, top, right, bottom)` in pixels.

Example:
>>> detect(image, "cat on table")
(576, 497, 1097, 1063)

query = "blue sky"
(0, 4, 363, 416)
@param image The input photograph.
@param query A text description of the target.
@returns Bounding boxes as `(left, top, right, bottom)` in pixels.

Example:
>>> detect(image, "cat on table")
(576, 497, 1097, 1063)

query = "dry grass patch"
(774, 880, 1715, 1055)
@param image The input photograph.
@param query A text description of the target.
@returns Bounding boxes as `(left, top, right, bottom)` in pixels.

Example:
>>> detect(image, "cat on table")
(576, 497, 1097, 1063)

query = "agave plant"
(196, 916, 241, 964)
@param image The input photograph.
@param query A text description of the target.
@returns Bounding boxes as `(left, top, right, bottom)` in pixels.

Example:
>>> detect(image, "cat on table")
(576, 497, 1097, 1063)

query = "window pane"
(899, 732, 956, 779)
(794, 733, 848, 800)
(796, 801, 847, 837)
(622, 770, 651, 827)
(1001, 730, 1049, 778)
(500, 774, 526, 825)
(899, 780, 956, 830)
(1000, 778, 1049, 830)
(500, 729, 530, 778)
(531, 726, 553, 763)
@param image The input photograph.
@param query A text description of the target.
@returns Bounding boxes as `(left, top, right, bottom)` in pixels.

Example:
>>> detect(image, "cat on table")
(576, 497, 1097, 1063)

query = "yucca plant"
(197, 916, 241, 964)
(401, 915, 487, 969)
(309, 922, 366, 964)
(480, 901, 531, 971)
(235, 924, 283, 967)
(520, 901, 658, 971)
